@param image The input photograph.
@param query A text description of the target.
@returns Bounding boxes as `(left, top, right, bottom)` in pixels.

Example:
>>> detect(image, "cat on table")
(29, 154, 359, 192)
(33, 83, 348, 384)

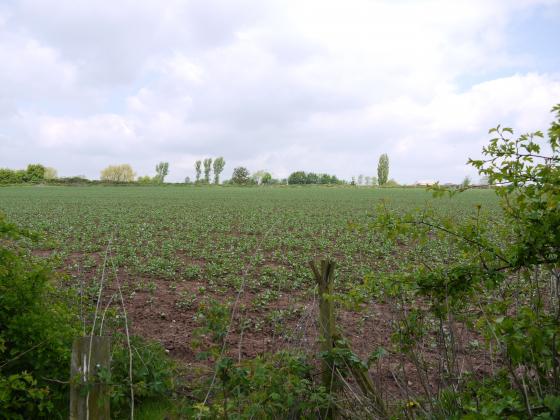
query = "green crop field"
(3, 177, 560, 418)
(0, 185, 499, 360)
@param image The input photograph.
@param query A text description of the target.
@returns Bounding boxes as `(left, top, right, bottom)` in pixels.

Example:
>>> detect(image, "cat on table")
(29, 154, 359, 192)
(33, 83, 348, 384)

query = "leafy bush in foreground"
(0, 212, 79, 417)
(184, 352, 330, 419)
(358, 104, 560, 418)
(110, 334, 177, 418)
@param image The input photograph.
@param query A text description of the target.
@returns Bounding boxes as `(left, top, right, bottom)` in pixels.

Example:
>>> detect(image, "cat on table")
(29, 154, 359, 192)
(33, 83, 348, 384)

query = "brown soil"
(53, 254, 494, 404)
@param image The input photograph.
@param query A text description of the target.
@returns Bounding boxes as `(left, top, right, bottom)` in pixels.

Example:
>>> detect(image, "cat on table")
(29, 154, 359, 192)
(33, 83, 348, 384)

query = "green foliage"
(109, 335, 176, 418)
(0, 213, 80, 417)
(192, 299, 230, 358)
(0, 164, 46, 184)
(195, 160, 202, 182)
(0, 168, 24, 184)
(377, 153, 389, 185)
(251, 170, 272, 185)
(261, 172, 272, 184)
(288, 171, 307, 184)
(368, 104, 560, 417)
(288, 171, 341, 185)
(203, 158, 212, 183)
(231, 166, 251, 185)
(0, 372, 52, 417)
(154, 162, 169, 183)
(212, 157, 226, 184)
(24, 164, 46, 182)
(185, 352, 329, 419)
(137, 175, 155, 184)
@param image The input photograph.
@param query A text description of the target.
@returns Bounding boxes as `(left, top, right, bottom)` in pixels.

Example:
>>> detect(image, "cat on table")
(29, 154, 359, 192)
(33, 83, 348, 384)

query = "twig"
(111, 251, 134, 420)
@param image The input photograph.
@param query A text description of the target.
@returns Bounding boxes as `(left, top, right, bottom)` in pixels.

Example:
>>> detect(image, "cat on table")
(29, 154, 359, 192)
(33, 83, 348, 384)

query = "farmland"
(0, 186, 499, 374)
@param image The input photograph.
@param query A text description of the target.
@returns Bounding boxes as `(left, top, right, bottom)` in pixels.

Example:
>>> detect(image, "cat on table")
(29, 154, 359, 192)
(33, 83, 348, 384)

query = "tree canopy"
(100, 164, 136, 182)
(377, 153, 389, 185)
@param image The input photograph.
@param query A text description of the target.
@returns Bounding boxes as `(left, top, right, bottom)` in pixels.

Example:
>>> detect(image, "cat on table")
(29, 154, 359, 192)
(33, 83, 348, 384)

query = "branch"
(407, 220, 513, 267)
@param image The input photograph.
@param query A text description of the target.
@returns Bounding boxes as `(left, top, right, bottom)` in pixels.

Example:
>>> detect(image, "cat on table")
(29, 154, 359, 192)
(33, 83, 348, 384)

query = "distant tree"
(0, 168, 24, 184)
(195, 160, 202, 183)
(288, 171, 307, 185)
(364, 176, 371, 186)
(203, 158, 212, 183)
(385, 178, 399, 187)
(251, 170, 271, 185)
(44, 167, 58, 180)
(195, 160, 202, 182)
(358, 174, 364, 185)
(100, 164, 136, 182)
(377, 153, 389, 186)
(212, 157, 225, 184)
(306, 172, 319, 184)
(25, 164, 46, 182)
(351, 176, 356, 186)
(137, 175, 153, 184)
(371, 176, 378, 186)
(184, 176, 192, 184)
(154, 162, 169, 183)
(319, 173, 338, 184)
(261, 172, 273, 185)
(231, 167, 250, 185)
(461, 175, 472, 188)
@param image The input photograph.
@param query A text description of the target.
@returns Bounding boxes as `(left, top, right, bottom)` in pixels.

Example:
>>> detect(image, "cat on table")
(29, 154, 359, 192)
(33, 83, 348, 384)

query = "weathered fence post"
(310, 258, 338, 418)
(70, 336, 111, 420)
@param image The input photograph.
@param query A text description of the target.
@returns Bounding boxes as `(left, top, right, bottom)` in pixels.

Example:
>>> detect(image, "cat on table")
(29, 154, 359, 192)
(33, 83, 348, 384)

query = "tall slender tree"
(377, 153, 389, 186)
(212, 157, 225, 184)
(195, 160, 202, 182)
(154, 162, 169, 183)
(203, 158, 212, 183)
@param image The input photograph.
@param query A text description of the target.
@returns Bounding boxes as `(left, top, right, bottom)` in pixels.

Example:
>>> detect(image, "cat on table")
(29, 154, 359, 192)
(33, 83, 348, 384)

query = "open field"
(0, 185, 501, 402)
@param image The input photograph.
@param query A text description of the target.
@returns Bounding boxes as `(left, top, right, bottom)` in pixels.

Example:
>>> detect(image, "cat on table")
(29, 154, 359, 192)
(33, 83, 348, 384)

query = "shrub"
(0, 213, 80, 416)
(184, 352, 329, 418)
(109, 334, 176, 418)
(366, 104, 560, 417)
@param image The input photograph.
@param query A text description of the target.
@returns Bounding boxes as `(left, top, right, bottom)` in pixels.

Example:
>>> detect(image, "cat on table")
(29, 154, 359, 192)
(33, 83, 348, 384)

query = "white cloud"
(0, 0, 559, 182)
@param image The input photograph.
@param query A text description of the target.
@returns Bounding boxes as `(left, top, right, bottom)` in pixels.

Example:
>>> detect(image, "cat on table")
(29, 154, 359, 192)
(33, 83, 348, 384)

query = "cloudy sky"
(1, 0, 559, 183)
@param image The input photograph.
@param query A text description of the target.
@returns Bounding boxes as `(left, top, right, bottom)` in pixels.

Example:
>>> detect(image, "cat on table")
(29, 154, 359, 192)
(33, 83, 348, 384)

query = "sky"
(1, 0, 559, 183)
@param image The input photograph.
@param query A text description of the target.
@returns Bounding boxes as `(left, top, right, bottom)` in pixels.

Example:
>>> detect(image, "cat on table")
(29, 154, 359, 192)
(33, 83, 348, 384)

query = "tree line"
(0, 164, 57, 184)
(0, 153, 398, 186)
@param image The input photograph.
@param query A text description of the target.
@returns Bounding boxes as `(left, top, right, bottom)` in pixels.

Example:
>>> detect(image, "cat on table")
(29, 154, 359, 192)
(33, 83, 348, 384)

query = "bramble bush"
(351, 104, 560, 418)
(183, 352, 330, 419)
(0, 212, 79, 417)
(109, 334, 177, 418)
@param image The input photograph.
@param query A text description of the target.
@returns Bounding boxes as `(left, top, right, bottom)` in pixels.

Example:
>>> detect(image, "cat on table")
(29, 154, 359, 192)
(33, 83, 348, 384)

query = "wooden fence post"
(310, 258, 338, 418)
(70, 336, 111, 420)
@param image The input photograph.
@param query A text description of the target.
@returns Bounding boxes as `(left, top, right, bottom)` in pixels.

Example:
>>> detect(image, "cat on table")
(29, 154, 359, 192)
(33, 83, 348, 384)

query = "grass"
(135, 398, 175, 419)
